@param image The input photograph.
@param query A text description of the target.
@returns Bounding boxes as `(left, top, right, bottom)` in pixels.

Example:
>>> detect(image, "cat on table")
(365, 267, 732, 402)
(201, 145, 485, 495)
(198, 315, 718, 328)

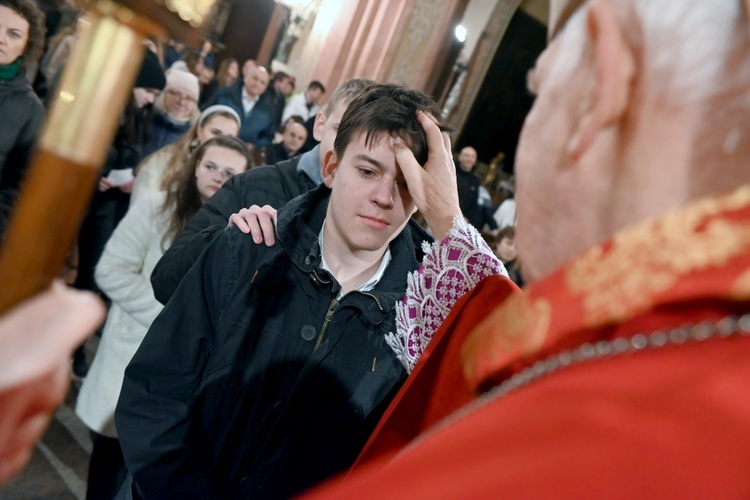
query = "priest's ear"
(568, 0, 635, 159)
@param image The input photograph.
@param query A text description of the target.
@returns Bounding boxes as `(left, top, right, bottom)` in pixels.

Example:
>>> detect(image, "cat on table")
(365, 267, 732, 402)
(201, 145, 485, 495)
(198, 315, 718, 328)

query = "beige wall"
(386, 0, 463, 89)
(281, 0, 467, 96)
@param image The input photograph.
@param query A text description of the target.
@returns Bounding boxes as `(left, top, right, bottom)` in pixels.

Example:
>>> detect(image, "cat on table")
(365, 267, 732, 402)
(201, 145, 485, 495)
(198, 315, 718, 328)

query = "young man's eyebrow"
(353, 154, 384, 168)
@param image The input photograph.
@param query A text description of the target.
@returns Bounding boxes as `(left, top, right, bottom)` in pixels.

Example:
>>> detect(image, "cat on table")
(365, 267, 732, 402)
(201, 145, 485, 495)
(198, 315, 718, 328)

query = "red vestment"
(305, 185, 750, 498)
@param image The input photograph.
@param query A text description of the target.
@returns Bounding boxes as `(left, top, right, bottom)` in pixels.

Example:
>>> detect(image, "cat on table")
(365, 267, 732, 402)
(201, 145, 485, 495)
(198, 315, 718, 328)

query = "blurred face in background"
(164, 87, 197, 121)
(457, 147, 477, 172)
(306, 87, 323, 105)
(244, 66, 269, 98)
(196, 114, 240, 146)
(495, 236, 518, 264)
(227, 60, 239, 80)
(0, 5, 29, 65)
(275, 76, 294, 97)
(282, 122, 308, 155)
(132, 88, 159, 109)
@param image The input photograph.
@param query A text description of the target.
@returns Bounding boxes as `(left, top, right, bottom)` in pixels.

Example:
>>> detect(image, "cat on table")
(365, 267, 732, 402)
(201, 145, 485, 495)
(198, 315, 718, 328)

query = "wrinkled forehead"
(548, 0, 587, 40)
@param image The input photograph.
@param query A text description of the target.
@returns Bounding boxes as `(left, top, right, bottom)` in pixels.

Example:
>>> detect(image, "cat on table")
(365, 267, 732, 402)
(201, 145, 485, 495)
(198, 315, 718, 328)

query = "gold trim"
(567, 186, 750, 327)
(462, 294, 551, 384)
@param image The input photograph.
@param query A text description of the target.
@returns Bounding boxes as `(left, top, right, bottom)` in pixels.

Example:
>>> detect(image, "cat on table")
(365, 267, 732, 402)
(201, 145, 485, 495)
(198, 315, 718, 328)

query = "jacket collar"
(461, 184, 750, 391)
(296, 146, 322, 185)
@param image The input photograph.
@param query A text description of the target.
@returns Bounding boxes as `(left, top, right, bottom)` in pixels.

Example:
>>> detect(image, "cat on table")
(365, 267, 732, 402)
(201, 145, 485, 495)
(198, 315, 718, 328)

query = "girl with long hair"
(130, 104, 241, 205)
(75, 135, 251, 499)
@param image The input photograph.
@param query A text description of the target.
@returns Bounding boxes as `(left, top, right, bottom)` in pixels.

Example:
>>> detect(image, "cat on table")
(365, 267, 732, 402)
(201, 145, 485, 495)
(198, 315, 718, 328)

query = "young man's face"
(323, 133, 415, 256)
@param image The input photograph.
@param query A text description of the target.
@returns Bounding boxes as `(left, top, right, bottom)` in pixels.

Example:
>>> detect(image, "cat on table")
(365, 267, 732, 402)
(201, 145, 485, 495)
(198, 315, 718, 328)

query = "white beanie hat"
(165, 67, 200, 101)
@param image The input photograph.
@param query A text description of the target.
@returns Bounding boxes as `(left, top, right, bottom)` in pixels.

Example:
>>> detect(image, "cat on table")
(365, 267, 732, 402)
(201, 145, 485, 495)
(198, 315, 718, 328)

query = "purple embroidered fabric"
(386, 217, 507, 373)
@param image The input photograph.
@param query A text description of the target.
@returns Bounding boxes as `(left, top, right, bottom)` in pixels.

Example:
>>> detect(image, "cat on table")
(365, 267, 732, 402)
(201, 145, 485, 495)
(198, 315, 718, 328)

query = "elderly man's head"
(515, 0, 750, 282)
(243, 65, 270, 99)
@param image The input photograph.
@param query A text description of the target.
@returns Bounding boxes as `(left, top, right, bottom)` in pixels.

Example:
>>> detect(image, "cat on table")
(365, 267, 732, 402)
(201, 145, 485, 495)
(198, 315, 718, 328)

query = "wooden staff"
(0, 0, 212, 314)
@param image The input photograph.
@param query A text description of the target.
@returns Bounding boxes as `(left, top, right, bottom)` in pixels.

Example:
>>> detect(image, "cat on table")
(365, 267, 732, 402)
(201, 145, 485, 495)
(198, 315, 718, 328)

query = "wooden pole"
(0, 0, 214, 314)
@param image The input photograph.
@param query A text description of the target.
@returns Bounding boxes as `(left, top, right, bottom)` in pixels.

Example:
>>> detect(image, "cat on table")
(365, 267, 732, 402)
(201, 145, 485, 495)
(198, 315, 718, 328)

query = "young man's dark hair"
(116, 84, 451, 499)
(334, 84, 450, 167)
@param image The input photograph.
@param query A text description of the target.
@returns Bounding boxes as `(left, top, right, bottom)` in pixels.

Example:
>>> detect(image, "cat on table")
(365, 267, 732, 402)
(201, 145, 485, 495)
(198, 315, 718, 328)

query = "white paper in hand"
(106, 168, 134, 187)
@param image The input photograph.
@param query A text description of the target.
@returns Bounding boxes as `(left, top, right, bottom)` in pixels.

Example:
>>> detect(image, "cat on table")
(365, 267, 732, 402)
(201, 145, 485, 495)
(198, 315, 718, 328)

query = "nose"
(371, 178, 395, 208)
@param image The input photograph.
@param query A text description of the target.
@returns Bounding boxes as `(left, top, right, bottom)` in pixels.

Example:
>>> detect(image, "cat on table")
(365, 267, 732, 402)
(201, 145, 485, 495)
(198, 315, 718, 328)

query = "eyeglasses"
(165, 89, 197, 104)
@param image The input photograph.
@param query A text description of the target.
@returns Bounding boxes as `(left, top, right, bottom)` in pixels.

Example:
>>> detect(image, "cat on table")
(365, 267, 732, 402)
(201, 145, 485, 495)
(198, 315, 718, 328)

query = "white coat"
(75, 193, 171, 437)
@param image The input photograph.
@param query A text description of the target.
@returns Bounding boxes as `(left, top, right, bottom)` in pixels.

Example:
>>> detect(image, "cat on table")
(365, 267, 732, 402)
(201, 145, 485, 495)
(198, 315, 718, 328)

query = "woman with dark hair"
(75, 135, 250, 499)
(0, 0, 45, 195)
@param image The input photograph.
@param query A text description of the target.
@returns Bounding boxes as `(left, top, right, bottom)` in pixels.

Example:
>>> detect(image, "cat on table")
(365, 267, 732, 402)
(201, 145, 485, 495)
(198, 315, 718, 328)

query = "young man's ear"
(568, 0, 635, 159)
(322, 149, 338, 188)
(312, 111, 326, 142)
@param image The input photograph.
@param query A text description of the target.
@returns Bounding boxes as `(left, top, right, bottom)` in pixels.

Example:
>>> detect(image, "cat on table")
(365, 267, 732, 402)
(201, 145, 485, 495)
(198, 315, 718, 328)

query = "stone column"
(386, 0, 467, 91)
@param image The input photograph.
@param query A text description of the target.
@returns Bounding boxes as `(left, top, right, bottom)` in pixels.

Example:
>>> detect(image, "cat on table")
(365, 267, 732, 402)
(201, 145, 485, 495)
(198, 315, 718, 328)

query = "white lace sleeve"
(385, 217, 507, 373)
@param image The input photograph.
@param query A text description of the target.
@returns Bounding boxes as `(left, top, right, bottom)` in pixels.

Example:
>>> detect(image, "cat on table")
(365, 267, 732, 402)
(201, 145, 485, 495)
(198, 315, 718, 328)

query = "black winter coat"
(0, 70, 44, 192)
(455, 165, 497, 231)
(116, 185, 424, 499)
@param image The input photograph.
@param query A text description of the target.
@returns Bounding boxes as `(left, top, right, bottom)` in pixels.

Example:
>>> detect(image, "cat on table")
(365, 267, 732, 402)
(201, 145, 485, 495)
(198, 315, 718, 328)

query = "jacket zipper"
(314, 298, 339, 351)
(309, 272, 385, 350)
(358, 291, 385, 312)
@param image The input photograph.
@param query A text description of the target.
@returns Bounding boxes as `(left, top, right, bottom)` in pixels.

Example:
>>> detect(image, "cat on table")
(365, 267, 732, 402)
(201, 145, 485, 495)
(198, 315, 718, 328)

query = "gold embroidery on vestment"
(566, 186, 750, 328)
(461, 294, 551, 383)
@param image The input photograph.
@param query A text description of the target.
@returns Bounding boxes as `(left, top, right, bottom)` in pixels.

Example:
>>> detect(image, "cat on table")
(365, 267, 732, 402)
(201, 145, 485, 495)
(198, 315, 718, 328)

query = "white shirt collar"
(241, 87, 259, 114)
(318, 219, 392, 298)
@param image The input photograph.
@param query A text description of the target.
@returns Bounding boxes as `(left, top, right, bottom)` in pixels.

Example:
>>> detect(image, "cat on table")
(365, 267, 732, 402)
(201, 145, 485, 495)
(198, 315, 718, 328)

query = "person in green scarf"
(0, 0, 45, 213)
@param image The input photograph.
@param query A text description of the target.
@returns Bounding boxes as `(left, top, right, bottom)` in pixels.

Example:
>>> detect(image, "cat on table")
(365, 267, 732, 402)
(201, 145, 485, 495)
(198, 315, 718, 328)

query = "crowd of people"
(1, 0, 750, 498)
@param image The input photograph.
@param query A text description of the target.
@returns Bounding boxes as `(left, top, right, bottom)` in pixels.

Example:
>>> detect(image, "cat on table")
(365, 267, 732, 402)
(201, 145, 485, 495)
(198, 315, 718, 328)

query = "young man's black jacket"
(150, 155, 315, 304)
(116, 185, 426, 499)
